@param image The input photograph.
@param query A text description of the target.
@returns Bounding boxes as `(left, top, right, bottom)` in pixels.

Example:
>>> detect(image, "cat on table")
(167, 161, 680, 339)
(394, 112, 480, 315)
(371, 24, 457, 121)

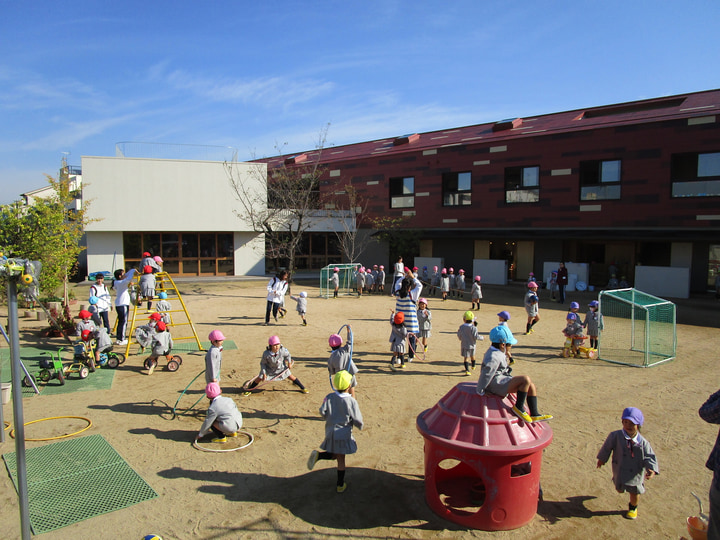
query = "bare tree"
(333, 184, 373, 264)
(226, 125, 331, 276)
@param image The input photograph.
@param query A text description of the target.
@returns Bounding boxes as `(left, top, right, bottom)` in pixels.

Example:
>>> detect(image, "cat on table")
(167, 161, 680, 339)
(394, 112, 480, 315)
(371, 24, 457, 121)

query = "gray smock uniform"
(355, 271, 365, 290)
(141, 256, 161, 273)
(440, 276, 450, 293)
(377, 270, 385, 286)
(75, 319, 96, 337)
(389, 319, 408, 354)
(95, 327, 113, 353)
(583, 310, 604, 336)
(198, 395, 243, 438)
(524, 291, 538, 317)
(260, 346, 292, 381)
(417, 308, 432, 338)
(150, 331, 173, 356)
(319, 391, 364, 454)
(328, 339, 358, 388)
(457, 322, 479, 357)
(135, 321, 157, 348)
(291, 295, 307, 315)
(456, 274, 466, 292)
(205, 345, 223, 383)
(471, 282, 483, 301)
(597, 430, 659, 494)
(329, 273, 339, 288)
(140, 272, 156, 297)
(476, 345, 514, 397)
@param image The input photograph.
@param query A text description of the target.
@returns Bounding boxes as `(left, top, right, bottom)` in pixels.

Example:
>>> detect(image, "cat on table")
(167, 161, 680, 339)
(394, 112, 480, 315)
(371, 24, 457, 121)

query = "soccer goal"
(598, 288, 676, 367)
(319, 263, 359, 298)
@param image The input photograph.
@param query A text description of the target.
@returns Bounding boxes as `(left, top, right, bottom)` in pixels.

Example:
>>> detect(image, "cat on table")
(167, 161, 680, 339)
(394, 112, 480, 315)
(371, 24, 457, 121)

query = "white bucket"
(1, 382, 11, 405)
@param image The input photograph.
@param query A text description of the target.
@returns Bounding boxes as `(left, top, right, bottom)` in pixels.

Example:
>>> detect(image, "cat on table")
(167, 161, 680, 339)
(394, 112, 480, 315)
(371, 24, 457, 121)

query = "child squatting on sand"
(195, 382, 243, 443)
(476, 326, 553, 423)
(596, 407, 659, 520)
(307, 370, 364, 493)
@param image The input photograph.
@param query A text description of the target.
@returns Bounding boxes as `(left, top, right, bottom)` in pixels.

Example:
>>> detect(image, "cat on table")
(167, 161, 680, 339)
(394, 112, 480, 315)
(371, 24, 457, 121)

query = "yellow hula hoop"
(192, 430, 254, 453)
(9, 415, 93, 441)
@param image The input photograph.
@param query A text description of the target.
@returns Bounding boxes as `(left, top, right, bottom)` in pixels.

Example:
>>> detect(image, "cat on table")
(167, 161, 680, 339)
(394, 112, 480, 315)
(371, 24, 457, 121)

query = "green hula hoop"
(172, 369, 207, 418)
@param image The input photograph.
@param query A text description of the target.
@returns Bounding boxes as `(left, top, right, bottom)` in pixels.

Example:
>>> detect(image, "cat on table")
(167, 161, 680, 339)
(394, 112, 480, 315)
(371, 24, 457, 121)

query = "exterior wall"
(86, 231, 124, 276)
(234, 232, 265, 276)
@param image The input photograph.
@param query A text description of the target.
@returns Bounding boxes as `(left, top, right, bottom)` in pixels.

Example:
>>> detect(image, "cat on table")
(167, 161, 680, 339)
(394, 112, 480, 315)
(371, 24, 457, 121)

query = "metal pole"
(8, 280, 32, 539)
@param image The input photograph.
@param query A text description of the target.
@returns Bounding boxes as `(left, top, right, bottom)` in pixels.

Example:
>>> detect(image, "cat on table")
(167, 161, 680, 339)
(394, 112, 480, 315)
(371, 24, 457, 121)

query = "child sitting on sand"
(243, 335, 308, 395)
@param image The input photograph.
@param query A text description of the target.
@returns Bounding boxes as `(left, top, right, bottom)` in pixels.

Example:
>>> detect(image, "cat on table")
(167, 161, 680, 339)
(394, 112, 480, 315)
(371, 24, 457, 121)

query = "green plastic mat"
(170, 339, 237, 352)
(1, 347, 115, 396)
(3, 434, 158, 534)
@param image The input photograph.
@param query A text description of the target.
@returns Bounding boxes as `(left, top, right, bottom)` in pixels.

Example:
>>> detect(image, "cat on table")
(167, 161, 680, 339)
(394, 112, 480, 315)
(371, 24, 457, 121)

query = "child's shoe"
(464, 370, 471, 376)
(301, 388, 309, 394)
(424, 345, 428, 352)
(211, 436, 227, 443)
(307, 450, 319, 470)
(228, 432, 238, 437)
(337, 483, 347, 493)
(242, 390, 252, 397)
(303, 320, 307, 326)
(625, 507, 638, 520)
(508, 356, 515, 365)
(531, 414, 553, 422)
(512, 406, 533, 423)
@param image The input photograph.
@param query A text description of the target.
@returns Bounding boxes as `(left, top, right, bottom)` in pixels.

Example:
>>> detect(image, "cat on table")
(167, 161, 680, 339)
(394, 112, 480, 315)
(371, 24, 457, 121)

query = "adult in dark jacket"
(557, 262, 569, 304)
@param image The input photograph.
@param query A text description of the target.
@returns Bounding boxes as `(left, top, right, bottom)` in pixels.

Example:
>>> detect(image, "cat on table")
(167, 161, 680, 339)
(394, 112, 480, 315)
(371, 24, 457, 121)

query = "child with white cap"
(597, 407, 659, 520)
(307, 370, 364, 493)
(195, 382, 243, 443)
(289, 291, 308, 325)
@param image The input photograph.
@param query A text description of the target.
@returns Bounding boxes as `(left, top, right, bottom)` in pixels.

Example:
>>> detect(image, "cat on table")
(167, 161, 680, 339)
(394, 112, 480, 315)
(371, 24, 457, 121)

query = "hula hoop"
(242, 367, 291, 393)
(192, 430, 254, 453)
(4, 421, 10, 431)
(9, 415, 92, 441)
(172, 369, 207, 418)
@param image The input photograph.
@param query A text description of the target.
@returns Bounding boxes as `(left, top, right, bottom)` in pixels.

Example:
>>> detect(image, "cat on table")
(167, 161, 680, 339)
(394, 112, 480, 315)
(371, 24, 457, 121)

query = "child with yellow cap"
(307, 370, 364, 493)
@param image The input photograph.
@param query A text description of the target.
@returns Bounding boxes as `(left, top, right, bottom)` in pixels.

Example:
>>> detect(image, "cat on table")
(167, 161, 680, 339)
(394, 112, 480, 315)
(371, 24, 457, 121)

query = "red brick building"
(263, 89, 720, 293)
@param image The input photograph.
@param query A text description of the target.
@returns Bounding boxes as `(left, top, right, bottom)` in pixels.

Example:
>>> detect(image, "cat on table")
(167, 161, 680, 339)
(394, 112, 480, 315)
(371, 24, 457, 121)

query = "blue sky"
(1, 1, 718, 204)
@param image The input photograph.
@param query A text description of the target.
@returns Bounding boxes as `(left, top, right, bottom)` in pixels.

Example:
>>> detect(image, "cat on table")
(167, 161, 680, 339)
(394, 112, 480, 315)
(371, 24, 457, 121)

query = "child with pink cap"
(243, 335, 308, 395)
(430, 265, 440, 296)
(597, 407, 659, 520)
(440, 268, 450, 301)
(195, 382, 243, 444)
(470, 275, 483, 310)
(327, 326, 357, 397)
(456, 269, 466, 299)
(205, 329, 226, 383)
(376, 265, 386, 294)
(524, 281, 540, 334)
(328, 267, 340, 298)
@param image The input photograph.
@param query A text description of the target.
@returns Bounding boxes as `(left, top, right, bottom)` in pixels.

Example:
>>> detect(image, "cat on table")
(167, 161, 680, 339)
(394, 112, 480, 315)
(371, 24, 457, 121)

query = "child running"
(524, 281, 540, 334)
(389, 310, 408, 371)
(597, 407, 659, 520)
(307, 370, 364, 493)
(328, 326, 357, 397)
(195, 383, 243, 444)
(416, 298, 432, 353)
(289, 291, 308, 326)
(476, 326, 553, 423)
(583, 300, 604, 349)
(243, 335, 308, 395)
(457, 310, 483, 375)
(205, 329, 226, 384)
(470, 275, 482, 310)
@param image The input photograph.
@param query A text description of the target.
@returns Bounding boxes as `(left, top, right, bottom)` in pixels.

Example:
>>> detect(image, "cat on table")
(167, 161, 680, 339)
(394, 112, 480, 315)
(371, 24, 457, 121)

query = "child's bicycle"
(561, 335, 598, 359)
(143, 352, 183, 373)
(23, 349, 67, 387)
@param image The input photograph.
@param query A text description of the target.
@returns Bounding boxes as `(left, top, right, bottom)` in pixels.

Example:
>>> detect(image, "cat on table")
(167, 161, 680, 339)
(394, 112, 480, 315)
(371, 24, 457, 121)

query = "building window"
(579, 160, 621, 200)
(389, 176, 415, 208)
(505, 166, 540, 203)
(442, 171, 472, 206)
(671, 152, 720, 197)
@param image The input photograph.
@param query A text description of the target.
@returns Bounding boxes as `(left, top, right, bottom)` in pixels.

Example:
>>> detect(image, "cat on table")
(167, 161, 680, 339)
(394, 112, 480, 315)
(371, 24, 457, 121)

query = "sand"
(1, 278, 719, 539)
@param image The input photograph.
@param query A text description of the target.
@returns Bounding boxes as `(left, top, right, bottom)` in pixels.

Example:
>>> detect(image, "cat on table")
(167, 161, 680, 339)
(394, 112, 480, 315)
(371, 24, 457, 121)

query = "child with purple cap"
(596, 407, 659, 520)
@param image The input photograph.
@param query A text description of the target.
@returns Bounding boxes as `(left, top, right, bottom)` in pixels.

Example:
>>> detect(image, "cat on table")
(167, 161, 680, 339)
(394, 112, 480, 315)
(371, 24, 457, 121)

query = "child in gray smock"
(139, 266, 156, 310)
(562, 314, 585, 357)
(135, 313, 161, 350)
(149, 322, 173, 359)
(470, 276, 482, 310)
(328, 326, 358, 397)
(156, 292, 172, 325)
(289, 292, 308, 325)
(328, 269, 340, 298)
(307, 370, 364, 493)
(583, 300, 604, 349)
(195, 383, 243, 443)
(389, 311, 408, 370)
(416, 298, 432, 353)
(205, 343, 223, 384)
(597, 407, 658, 520)
(243, 336, 308, 394)
(457, 311, 483, 375)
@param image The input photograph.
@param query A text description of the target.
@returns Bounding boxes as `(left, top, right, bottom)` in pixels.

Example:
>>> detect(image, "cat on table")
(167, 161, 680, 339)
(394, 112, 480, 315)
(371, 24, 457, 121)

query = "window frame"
(389, 176, 415, 209)
(579, 159, 622, 201)
(442, 171, 472, 207)
(671, 151, 720, 198)
(504, 165, 540, 204)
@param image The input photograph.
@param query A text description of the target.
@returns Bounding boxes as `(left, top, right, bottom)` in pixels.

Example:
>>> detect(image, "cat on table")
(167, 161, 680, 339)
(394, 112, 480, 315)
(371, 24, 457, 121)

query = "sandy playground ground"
(1, 277, 720, 539)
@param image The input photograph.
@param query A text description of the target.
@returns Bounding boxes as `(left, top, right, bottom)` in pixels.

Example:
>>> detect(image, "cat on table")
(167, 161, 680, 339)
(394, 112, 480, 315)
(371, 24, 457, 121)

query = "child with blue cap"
(596, 407, 659, 520)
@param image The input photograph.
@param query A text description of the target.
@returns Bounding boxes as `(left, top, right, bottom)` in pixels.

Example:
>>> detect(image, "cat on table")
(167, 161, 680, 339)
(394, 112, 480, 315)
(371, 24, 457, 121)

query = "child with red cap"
(195, 382, 243, 443)
(139, 265, 156, 310)
(389, 310, 408, 371)
(597, 407, 659, 520)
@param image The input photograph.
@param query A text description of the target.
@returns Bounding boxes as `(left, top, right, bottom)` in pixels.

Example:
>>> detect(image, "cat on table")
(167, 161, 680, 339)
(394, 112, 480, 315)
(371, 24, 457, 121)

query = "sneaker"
(464, 370, 471, 376)
(508, 357, 515, 366)
(625, 508, 638, 520)
(424, 345, 428, 352)
(303, 321, 307, 326)
(337, 483, 347, 493)
(116, 339, 128, 345)
(531, 414, 553, 422)
(228, 432, 238, 437)
(398, 364, 405, 369)
(301, 388, 309, 394)
(211, 436, 227, 443)
(307, 450, 319, 470)
(242, 391, 252, 397)
(512, 406, 533, 423)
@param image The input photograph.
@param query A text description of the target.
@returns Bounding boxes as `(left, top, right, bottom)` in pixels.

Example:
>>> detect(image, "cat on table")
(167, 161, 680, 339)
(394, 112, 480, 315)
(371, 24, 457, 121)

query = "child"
(562, 313, 585, 357)
(416, 298, 432, 353)
(87, 296, 103, 327)
(148, 321, 173, 365)
(389, 310, 408, 371)
(112, 267, 137, 345)
(289, 291, 308, 325)
(328, 326, 358, 397)
(243, 335, 308, 395)
(568, 301, 581, 323)
(195, 383, 243, 444)
(328, 267, 340, 298)
(307, 370, 364, 493)
(497, 310, 518, 365)
(430, 265, 440, 296)
(140, 252, 161, 273)
(440, 268, 449, 301)
(364, 268, 374, 294)
(549, 271, 558, 301)
(139, 265, 156, 310)
(476, 326, 553, 423)
(456, 269, 466, 299)
(470, 275, 482, 310)
(527, 271, 536, 283)
(448, 267, 456, 297)
(156, 291, 172, 325)
(597, 407, 659, 520)
(355, 266, 365, 297)
(583, 300, 604, 349)
(135, 313, 160, 351)
(205, 329, 226, 384)
(421, 265, 429, 284)
(457, 310, 483, 375)
(89, 272, 112, 329)
(371, 265, 379, 293)
(377, 265, 386, 294)
(75, 309, 97, 338)
(524, 282, 540, 334)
